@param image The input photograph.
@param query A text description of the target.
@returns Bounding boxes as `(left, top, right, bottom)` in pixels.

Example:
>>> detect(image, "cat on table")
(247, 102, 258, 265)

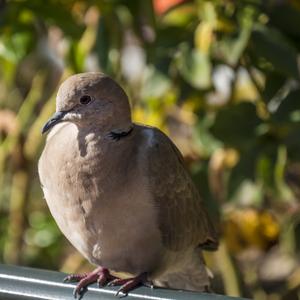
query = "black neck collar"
(108, 126, 133, 141)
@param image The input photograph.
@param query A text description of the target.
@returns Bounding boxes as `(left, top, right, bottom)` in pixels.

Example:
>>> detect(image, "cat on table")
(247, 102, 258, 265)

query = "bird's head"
(42, 72, 132, 134)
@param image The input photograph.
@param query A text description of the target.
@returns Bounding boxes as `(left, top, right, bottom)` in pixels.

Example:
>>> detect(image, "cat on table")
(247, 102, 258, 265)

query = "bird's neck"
(77, 120, 133, 139)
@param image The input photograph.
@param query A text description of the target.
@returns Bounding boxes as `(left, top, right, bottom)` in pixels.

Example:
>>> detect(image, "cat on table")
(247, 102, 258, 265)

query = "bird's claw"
(72, 275, 96, 299)
(73, 285, 86, 299)
(64, 268, 147, 298)
(63, 267, 112, 298)
(97, 268, 114, 287)
(111, 273, 148, 297)
(116, 289, 127, 297)
(106, 278, 122, 287)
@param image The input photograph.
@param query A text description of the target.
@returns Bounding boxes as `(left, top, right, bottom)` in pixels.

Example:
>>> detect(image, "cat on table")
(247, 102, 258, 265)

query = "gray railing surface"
(0, 264, 250, 300)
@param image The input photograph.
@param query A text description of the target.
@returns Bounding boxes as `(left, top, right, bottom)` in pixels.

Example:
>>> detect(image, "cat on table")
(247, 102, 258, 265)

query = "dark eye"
(80, 95, 92, 105)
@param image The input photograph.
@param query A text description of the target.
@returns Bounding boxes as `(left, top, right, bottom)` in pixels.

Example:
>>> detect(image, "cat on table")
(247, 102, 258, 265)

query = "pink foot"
(108, 273, 148, 296)
(63, 267, 115, 298)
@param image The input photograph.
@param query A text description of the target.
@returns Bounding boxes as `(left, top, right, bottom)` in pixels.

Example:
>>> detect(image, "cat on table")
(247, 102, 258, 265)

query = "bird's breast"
(39, 124, 163, 274)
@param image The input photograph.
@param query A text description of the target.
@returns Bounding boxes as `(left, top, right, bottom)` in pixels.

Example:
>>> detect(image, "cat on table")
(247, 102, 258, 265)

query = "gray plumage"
(38, 72, 218, 292)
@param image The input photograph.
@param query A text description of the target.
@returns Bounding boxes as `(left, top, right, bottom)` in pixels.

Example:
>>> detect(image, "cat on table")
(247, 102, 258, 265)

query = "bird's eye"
(80, 95, 92, 105)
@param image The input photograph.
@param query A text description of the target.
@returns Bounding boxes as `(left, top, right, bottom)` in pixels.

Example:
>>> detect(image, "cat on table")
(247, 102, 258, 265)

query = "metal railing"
(0, 264, 250, 300)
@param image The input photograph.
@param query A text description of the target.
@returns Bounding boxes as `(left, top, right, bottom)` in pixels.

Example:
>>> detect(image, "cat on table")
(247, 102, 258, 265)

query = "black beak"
(42, 111, 67, 134)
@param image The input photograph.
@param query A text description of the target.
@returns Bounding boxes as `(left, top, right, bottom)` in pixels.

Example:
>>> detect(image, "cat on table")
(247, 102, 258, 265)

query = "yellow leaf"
(195, 22, 213, 54)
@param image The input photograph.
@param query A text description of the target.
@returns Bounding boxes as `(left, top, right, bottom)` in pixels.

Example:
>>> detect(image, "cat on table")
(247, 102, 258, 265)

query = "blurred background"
(1, 0, 300, 299)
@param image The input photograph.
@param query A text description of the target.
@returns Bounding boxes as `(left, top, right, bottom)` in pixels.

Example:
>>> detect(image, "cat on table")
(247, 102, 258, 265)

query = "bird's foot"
(63, 267, 115, 298)
(108, 273, 148, 296)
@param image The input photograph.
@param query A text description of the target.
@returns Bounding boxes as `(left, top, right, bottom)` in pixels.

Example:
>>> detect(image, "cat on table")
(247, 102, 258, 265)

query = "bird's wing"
(144, 127, 218, 251)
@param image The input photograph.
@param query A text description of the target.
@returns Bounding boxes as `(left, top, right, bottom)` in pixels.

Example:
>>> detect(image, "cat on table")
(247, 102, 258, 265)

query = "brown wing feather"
(145, 127, 218, 251)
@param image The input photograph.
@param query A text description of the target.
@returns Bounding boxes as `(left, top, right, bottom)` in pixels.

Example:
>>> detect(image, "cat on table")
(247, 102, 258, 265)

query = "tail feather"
(153, 250, 212, 292)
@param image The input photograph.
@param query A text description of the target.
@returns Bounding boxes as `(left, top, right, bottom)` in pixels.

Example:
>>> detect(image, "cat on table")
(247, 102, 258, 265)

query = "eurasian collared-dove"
(38, 72, 218, 297)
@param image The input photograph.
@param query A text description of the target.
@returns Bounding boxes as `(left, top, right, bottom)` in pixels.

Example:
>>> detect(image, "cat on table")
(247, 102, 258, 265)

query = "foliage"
(1, 0, 300, 299)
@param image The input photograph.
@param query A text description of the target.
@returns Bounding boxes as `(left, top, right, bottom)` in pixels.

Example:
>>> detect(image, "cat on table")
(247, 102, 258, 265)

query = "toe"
(116, 281, 134, 296)
(97, 274, 107, 287)
(108, 278, 129, 287)
(114, 275, 146, 296)
(64, 274, 86, 283)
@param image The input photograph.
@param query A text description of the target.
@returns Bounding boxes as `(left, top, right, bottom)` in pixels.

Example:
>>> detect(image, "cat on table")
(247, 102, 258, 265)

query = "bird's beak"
(42, 111, 67, 134)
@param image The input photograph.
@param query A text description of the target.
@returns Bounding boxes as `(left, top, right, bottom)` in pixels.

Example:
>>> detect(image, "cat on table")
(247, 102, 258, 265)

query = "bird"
(38, 72, 219, 298)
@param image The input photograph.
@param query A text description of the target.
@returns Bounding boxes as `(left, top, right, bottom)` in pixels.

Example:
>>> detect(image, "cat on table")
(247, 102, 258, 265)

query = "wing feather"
(145, 127, 218, 251)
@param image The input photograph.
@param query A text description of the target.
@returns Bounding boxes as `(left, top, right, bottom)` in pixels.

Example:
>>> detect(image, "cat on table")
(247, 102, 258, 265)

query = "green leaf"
(156, 26, 194, 49)
(191, 161, 220, 217)
(176, 44, 211, 89)
(215, 5, 253, 66)
(256, 147, 277, 189)
(95, 11, 122, 75)
(2, 1, 85, 39)
(284, 123, 300, 161)
(194, 114, 222, 157)
(68, 41, 85, 73)
(210, 102, 261, 149)
(272, 89, 300, 123)
(251, 26, 300, 80)
(228, 147, 257, 199)
(263, 72, 286, 103)
(95, 17, 110, 73)
(269, 3, 300, 39)
(141, 66, 172, 99)
(215, 25, 251, 66)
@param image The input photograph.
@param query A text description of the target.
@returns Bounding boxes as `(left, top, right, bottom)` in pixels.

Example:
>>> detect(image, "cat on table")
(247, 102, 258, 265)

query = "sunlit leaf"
(176, 44, 211, 89)
(195, 22, 214, 54)
(141, 66, 172, 99)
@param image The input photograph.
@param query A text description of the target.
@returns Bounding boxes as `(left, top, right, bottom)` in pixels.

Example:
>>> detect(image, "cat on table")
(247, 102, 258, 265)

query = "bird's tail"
(153, 249, 212, 292)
